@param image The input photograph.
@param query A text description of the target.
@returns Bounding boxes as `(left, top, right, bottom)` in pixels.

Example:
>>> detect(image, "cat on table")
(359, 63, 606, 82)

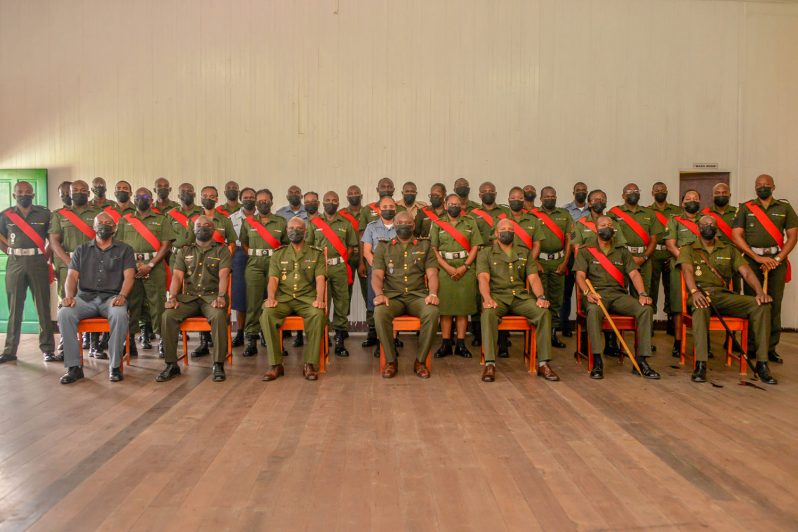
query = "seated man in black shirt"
(57, 211, 136, 384)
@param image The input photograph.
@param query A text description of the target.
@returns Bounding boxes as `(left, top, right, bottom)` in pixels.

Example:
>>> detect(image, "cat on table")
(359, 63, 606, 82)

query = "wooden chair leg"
(379, 343, 386, 373)
(740, 327, 749, 377)
(527, 328, 537, 374)
(182, 331, 189, 366)
(78, 332, 84, 367)
(679, 322, 687, 365)
(227, 326, 233, 365)
(425, 350, 432, 371)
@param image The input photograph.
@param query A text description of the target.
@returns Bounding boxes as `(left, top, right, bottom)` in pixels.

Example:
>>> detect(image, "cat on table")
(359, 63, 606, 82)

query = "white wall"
(1, 0, 796, 324)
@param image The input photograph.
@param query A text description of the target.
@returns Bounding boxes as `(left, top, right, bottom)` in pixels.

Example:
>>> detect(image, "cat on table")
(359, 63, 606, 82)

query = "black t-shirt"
(70, 240, 136, 301)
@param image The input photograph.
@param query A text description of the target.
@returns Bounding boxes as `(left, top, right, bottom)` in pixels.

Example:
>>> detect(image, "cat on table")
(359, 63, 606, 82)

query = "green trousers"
(327, 262, 351, 331)
(127, 264, 166, 335)
(688, 289, 770, 362)
(244, 257, 270, 335)
(538, 257, 565, 330)
(481, 297, 552, 363)
(347, 255, 371, 326)
(3, 255, 54, 355)
(629, 256, 652, 295)
(743, 256, 785, 355)
(56, 263, 69, 300)
(161, 298, 228, 363)
(260, 299, 325, 366)
(374, 295, 440, 363)
(650, 251, 672, 315)
(668, 265, 683, 314)
(585, 291, 653, 357)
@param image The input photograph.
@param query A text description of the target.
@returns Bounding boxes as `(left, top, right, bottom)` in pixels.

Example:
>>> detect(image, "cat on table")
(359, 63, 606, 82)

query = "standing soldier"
(156, 215, 232, 383)
(359, 177, 406, 231)
(396, 181, 427, 220)
(680, 215, 777, 384)
(372, 211, 441, 379)
(501, 187, 543, 257)
(431, 193, 483, 358)
(478, 218, 559, 382)
(522, 185, 537, 212)
(217, 180, 242, 217)
(0, 181, 57, 363)
(560, 181, 590, 338)
(703, 182, 740, 291)
(167, 183, 204, 267)
(58, 181, 73, 208)
(414, 183, 447, 238)
(276, 185, 307, 222)
(104, 181, 135, 223)
(649, 181, 682, 335)
(574, 215, 658, 380)
(116, 187, 176, 358)
(531, 186, 573, 347)
(732, 174, 797, 364)
(152, 177, 179, 214)
(260, 217, 327, 382)
(90, 177, 116, 210)
(239, 189, 287, 357)
(307, 191, 359, 357)
(339, 185, 367, 337)
(229, 187, 257, 347)
(454, 178, 481, 212)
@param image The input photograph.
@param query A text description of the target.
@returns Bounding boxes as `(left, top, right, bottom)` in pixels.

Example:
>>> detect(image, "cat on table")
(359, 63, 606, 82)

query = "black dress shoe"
(394, 336, 404, 348)
(362, 328, 378, 347)
(590, 355, 604, 379)
(551, 330, 566, 348)
(212, 363, 226, 382)
(454, 341, 472, 358)
(435, 341, 453, 358)
(129, 342, 138, 358)
(92, 350, 108, 360)
(632, 357, 661, 379)
(109, 367, 123, 382)
(0, 354, 18, 364)
(768, 352, 783, 364)
(671, 340, 681, 358)
(498, 340, 510, 358)
(232, 330, 245, 347)
(373, 345, 380, 358)
(691, 361, 707, 383)
(293, 331, 304, 347)
(60, 366, 84, 384)
(334, 331, 349, 357)
(155, 363, 181, 382)
(139, 333, 152, 350)
(192, 337, 210, 357)
(755, 362, 777, 385)
(603, 333, 620, 357)
(43, 352, 62, 362)
(243, 336, 258, 357)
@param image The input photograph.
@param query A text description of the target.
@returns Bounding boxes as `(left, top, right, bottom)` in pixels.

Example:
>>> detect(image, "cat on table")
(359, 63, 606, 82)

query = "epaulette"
(779, 198, 790, 204)
(309, 245, 323, 252)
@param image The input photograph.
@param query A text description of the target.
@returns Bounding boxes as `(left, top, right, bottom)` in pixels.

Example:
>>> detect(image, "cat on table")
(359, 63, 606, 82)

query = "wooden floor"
(0, 329, 796, 531)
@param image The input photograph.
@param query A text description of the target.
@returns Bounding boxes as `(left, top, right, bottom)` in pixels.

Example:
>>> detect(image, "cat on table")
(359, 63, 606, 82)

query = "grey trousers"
(57, 296, 128, 369)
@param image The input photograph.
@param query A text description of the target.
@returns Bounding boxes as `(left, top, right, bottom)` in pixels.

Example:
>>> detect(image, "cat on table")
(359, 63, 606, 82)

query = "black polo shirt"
(70, 239, 136, 301)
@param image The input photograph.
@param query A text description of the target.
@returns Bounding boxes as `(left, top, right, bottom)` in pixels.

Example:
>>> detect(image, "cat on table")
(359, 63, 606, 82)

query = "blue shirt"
(229, 208, 253, 247)
(564, 201, 590, 222)
(361, 219, 396, 249)
(276, 205, 308, 223)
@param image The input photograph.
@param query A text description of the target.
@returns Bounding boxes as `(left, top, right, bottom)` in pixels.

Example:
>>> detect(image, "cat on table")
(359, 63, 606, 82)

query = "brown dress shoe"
(414, 360, 430, 379)
(382, 361, 398, 379)
(481, 363, 496, 382)
(262, 364, 284, 381)
(536, 362, 560, 381)
(303, 363, 318, 381)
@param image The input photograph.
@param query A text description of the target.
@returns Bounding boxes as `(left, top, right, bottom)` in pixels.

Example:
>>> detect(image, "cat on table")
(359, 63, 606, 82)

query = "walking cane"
(763, 269, 769, 293)
(585, 279, 643, 375)
(696, 286, 757, 375)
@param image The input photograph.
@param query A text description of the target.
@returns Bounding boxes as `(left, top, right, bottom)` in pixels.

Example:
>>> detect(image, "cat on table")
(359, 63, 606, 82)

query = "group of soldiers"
(0, 173, 793, 385)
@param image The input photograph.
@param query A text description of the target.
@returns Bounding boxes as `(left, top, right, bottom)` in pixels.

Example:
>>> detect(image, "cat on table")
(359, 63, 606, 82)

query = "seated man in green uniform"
(478, 218, 559, 382)
(372, 211, 441, 379)
(679, 215, 777, 384)
(260, 217, 327, 382)
(156, 215, 232, 383)
(574, 215, 658, 380)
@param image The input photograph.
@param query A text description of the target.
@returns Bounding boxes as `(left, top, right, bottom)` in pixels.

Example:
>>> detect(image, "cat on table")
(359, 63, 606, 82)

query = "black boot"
(373, 345, 380, 358)
(471, 320, 482, 347)
(454, 340, 472, 358)
(633, 357, 661, 379)
(435, 339, 453, 358)
(212, 362, 226, 382)
(768, 351, 783, 364)
(671, 339, 681, 358)
(206, 331, 214, 348)
(755, 362, 778, 385)
(158, 341, 165, 359)
(232, 329, 245, 347)
(60, 366, 84, 384)
(666, 315, 675, 336)
(99, 332, 110, 351)
(192, 333, 210, 357)
(81, 333, 90, 349)
(590, 354, 604, 379)
(498, 332, 510, 358)
(334, 330, 349, 357)
(293, 331, 304, 347)
(551, 329, 566, 348)
(603, 332, 620, 357)
(362, 328, 378, 347)
(129, 341, 138, 358)
(139, 331, 152, 350)
(691, 361, 707, 383)
(243, 335, 259, 357)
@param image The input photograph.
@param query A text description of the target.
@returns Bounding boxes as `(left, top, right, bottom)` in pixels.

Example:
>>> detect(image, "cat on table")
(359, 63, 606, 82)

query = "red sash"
(609, 207, 651, 246)
(745, 201, 792, 282)
(498, 214, 535, 249)
(211, 230, 226, 244)
(151, 207, 161, 215)
(422, 207, 441, 221)
(577, 217, 597, 233)
(368, 202, 380, 215)
(168, 209, 198, 229)
(531, 209, 566, 247)
(701, 208, 733, 241)
(339, 210, 360, 232)
(4, 210, 55, 283)
(57, 208, 96, 240)
(104, 205, 121, 223)
(470, 208, 495, 227)
(431, 218, 472, 252)
(216, 205, 231, 217)
(674, 216, 701, 238)
(123, 214, 170, 287)
(653, 210, 669, 228)
(586, 247, 625, 287)
(245, 215, 283, 250)
(311, 217, 353, 284)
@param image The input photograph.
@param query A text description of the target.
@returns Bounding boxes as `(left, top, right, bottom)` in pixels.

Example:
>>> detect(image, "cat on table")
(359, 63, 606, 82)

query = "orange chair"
(178, 277, 234, 366)
(679, 273, 748, 376)
(479, 316, 538, 374)
(76, 318, 131, 372)
(378, 316, 433, 374)
(278, 315, 330, 374)
(574, 289, 638, 372)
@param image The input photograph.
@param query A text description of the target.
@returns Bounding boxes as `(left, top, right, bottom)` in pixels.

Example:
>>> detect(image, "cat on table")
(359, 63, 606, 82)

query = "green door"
(0, 169, 49, 333)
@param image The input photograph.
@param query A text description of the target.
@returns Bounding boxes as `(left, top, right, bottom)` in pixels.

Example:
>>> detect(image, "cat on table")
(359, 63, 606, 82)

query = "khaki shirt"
(116, 210, 177, 253)
(269, 244, 326, 303)
(372, 238, 436, 299)
(48, 205, 100, 263)
(676, 238, 746, 290)
(573, 241, 638, 295)
(174, 242, 232, 303)
(476, 242, 539, 304)
(306, 214, 358, 258)
(608, 204, 664, 250)
(0, 205, 51, 249)
(532, 207, 574, 253)
(732, 198, 798, 249)
(396, 199, 428, 220)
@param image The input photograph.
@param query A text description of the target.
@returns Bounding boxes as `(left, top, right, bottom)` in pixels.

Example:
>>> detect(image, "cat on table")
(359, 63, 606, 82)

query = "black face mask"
(225, 189, 239, 202)
(756, 187, 772, 200)
(242, 199, 256, 212)
(256, 202, 271, 215)
(713, 196, 730, 207)
(287, 194, 301, 207)
(16, 195, 33, 208)
(403, 194, 416, 205)
(395, 225, 413, 239)
(92, 186, 106, 197)
(626, 193, 640, 206)
(201, 198, 216, 210)
(195, 227, 214, 242)
(61, 195, 73, 207)
(324, 203, 338, 215)
(481, 192, 496, 205)
(287, 229, 304, 244)
(498, 231, 515, 245)
(455, 186, 470, 198)
(135, 197, 151, 211)
(447, 205, 462, 218)
(590, 201, 606, 214)
(654, 192, 667, 203)
(96, 224, 115, 240)
(430, 196, 443, 209)
(684, 201, 701, 214)
(304, 203, 319, 215)
(381, 209, 396, 220)
(347, 195, 362, 207)
(574, 192, 587, 203)
(524, 191, 536, 202)
(509, 200, 524, 212)
(699, 226, 717, 240)
(71, 192, 88, 207)
(156, 188, 170, 200)
(378, 190, 394, 198)
(115, 191, 130, 203)
(598, 227, 614, 241)
(542, 199, 556, 210)
(179, 192, 195, 205)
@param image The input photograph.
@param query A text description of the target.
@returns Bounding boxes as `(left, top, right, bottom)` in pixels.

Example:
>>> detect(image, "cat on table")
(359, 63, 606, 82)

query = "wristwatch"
(639, 291, 649, 297)
(147, 262, 156, 269)
(775, 256, 782, 263)
(537, 295, 548, 300)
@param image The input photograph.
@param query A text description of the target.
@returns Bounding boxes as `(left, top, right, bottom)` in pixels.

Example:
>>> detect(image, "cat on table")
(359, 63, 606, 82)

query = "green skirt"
(438, 263, 477, 316)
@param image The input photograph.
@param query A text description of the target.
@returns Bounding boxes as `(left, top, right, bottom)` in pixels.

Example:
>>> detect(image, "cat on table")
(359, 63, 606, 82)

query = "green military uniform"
(216, 202, 241, 217)
(649, 202, 681, 316)
(188, 211, 236, 246)
(48, 204, 99, 298)
(161, 242, 232, 363)
(0, 205, 55, 356)
(358, 201, 406, 230)
(166, 205, 204, 266)
(116, 210, 177, 336)
(530, 207, 573, 330)
(733, 198, 798, 356)
(339, 206, 369, 322)
(430, 214, 483, 316)
(572, 213, 628, 248)
(306, 214, 359, 331)
(703, 204, 740, 291)
(463, 199, 481, 213)
(90, 198, 117, 210)
(664, 212, 700, 313)
(501, 212, 545, 249)
(573, 242, 654, 357)
(153, 199, 180, 214)
(677, 239, 770, 362)
(259, 244, 326, 366)
(240, 213, 287, 336)
(477, 242, 552, 362)
(471, 204, 509, 244)
(414, 206, 447, 238)
(608, 204, 664, 294)
(372, 238, 441, 363)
